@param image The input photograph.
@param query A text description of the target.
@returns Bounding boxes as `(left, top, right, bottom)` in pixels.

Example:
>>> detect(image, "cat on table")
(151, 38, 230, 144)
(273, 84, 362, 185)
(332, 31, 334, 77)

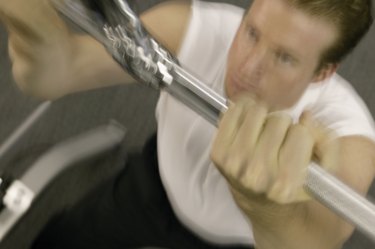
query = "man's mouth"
(230, 74, 259, 95)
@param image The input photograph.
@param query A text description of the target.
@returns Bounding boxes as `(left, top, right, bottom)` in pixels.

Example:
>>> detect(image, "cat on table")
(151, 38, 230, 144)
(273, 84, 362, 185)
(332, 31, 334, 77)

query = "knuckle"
(211, 148, 228, 168)
(301, 126, 314, 141)
(257, 101, 269, 116)
(290, 123, 307, 135)
(209, 149, 220, 164)
(228, 156, 244, 178)
(210, 142, 229, 167)
(226, 100, 238, 114)
(242, 161, 269, 193)
(267, 111, 293, 125)
(211, 147, 245, 181)
(289, 124, 314, 144)
(265, 112, 292, 137)
(267, 181, 293, 204)
(237, 93, 256, 105)
(244, 102, 268, 126)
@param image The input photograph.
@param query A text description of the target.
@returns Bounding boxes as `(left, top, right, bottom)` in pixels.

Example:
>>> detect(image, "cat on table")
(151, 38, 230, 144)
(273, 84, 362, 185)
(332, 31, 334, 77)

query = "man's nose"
(240, 45, 268, 78)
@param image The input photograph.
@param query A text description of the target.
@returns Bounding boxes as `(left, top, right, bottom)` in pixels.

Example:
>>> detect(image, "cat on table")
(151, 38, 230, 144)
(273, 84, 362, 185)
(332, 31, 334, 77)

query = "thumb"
(300, 111, 339, 173)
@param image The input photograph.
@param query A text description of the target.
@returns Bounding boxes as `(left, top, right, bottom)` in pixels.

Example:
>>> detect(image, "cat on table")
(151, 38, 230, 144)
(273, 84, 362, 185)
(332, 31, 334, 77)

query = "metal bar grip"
(51, 0, 375, 242)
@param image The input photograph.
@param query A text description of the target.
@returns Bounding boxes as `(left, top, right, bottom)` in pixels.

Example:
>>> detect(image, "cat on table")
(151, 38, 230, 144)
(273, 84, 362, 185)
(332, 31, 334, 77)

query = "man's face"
(225, 0, 338, 110)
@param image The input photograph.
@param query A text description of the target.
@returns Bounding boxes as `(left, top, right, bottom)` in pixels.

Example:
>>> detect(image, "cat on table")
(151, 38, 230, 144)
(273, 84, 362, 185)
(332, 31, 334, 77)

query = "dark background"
(0, 0, 374, 248)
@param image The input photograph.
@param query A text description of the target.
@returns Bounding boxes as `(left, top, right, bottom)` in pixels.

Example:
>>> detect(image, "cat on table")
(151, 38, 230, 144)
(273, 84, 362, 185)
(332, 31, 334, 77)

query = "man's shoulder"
(194, 0, 245, 16)
(140, 1, 244, 56)
(193, 0, 245, 33)
(309, 73, 375, 140)
(140, 1, 192, 55)
(319, 73, 359, 100)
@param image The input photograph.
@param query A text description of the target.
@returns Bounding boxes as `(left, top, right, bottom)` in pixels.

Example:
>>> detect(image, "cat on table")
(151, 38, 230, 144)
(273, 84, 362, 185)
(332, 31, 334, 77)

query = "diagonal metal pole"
(0, 101, 52, 160)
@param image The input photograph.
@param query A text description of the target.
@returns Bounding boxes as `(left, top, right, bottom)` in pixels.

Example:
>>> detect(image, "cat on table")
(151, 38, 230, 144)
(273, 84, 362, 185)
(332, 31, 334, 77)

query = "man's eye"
(277, 52, 294, 65)
(247, 26, 258, 41)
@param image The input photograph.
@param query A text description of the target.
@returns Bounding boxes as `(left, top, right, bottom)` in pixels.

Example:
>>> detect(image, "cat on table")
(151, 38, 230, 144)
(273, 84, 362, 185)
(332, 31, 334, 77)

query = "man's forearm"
(249, 136, 375, 249)
(249, 201, 351, 249)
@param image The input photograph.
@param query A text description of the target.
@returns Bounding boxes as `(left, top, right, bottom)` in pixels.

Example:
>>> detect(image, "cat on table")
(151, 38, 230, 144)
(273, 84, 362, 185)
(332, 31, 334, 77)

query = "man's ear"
(312, 63, 338, 83)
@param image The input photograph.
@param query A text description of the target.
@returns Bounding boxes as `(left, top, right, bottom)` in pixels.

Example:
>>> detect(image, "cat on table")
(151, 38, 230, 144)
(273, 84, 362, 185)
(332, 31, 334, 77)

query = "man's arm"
(211, 97, 375, 249)
(251, 136, 375, 249)
(0, 0, 191, 99)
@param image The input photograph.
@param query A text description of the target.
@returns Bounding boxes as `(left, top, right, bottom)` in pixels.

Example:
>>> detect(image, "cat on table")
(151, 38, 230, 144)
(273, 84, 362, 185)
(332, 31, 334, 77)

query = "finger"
(268, 124, 314, 204)
(241, 112, 292, 193)
(300, 111, 339, 172)
(231, 98, 268, 158)
(229, 99, 268, 190)
(211, 99, 247, 176)
(211, 96, 259, 185)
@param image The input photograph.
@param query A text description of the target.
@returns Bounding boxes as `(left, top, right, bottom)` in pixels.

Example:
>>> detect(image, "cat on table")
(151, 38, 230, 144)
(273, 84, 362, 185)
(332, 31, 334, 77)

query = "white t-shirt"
(156, 0, 375, 246)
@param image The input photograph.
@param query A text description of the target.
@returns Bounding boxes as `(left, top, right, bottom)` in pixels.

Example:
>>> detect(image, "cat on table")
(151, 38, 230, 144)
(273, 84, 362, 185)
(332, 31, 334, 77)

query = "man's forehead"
(244, 0, 338, 59)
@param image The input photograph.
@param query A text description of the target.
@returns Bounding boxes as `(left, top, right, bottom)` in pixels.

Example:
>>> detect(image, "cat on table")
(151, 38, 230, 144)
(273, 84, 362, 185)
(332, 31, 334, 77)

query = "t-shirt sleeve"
(311, 74, 375, 142)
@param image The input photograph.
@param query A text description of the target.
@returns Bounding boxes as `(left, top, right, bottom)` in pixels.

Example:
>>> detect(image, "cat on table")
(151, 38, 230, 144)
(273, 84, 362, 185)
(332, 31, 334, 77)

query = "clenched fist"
(211, 94, 338, 207)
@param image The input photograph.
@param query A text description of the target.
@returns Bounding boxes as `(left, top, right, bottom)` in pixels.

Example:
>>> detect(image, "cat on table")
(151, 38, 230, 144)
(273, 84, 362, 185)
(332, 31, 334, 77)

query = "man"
(0, 0, 374, 249)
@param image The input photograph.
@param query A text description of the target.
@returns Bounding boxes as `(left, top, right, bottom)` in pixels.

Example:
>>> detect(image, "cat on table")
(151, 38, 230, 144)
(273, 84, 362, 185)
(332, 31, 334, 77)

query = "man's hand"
(211, 94, 341, 249)
(211, 95, 337, 204)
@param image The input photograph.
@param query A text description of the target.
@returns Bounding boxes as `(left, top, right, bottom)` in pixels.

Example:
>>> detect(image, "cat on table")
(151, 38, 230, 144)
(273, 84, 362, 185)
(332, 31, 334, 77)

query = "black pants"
(33, 135, 254, 249)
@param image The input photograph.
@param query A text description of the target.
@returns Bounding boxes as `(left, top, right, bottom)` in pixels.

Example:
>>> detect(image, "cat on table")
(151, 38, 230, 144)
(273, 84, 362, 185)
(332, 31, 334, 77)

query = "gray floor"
(0, 0, 374, 248)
